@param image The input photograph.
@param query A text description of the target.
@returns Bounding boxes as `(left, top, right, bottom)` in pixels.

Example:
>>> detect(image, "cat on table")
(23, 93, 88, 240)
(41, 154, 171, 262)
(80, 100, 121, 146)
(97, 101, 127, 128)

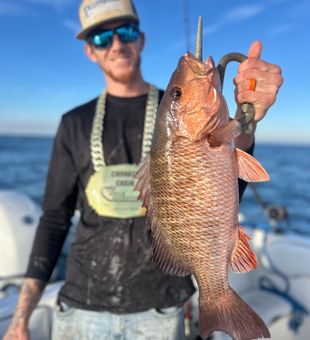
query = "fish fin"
(230, 226, 257, 272)
(236, 148, 270, 182)
(152, 225, 192, 276)
(135, 156, 150, 193)
(135, 156, 152, 213)
(208, 119, 241, 146)
(199, 288, 270, 340)
(135, 158, 191, 276)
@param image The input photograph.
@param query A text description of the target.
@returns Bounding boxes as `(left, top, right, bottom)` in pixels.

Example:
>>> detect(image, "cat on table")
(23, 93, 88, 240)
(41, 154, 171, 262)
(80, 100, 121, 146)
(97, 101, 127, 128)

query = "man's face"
(84, 20, 144, 84)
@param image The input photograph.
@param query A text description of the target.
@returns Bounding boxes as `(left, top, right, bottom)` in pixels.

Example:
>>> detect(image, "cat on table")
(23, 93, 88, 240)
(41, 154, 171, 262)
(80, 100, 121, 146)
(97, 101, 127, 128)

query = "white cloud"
(203, 23, 221, 36)
(25, 0, 69, 3)
(21, 0, 74, 11)
(22, 0, 73, 6)
(0, 2, 34, 16)
(0, 0, 74, 16)
(289, 0, 310, 18)
(268, 23, 298, 37)
(223, 5, 264, 23)
(63, 19, 80, 33)
(167, 5, 265, 55)
(201, 4, 264, 38)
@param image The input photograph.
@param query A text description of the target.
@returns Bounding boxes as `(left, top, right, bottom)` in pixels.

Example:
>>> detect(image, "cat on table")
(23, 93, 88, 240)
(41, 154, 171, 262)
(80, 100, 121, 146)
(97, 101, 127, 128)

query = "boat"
(1, 189, 309, 340)
(0, 190, 73, 340)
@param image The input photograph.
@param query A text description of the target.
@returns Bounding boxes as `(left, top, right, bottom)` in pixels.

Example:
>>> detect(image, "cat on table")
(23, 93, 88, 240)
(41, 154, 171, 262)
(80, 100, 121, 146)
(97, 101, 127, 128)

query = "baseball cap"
(76, 0, 139, 40)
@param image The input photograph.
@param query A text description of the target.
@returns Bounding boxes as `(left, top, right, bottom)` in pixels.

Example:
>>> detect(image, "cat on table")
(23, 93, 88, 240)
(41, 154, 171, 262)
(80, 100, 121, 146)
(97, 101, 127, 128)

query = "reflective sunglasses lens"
(90, 24, 139, 48)
(116, 25, 139, 43)
(91, 31, 113, 48)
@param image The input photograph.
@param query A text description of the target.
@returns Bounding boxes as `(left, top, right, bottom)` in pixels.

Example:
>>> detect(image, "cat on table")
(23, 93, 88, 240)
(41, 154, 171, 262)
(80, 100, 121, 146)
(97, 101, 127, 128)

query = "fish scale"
(135, 52, 270, 339)
(152, 138, 237, 296)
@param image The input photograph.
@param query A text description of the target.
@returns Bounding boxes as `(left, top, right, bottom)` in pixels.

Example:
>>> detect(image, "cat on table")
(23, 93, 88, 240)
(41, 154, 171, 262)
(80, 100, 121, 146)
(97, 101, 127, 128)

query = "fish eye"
(170, 87, 182, 100)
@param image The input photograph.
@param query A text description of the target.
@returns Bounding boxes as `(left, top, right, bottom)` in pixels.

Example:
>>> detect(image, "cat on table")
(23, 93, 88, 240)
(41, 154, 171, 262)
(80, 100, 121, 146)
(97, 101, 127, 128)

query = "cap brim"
(76, 15, 139, 40)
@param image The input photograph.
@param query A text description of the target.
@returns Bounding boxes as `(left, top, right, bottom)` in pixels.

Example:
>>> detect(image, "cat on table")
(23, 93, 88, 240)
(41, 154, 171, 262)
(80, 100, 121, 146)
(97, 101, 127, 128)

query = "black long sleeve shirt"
(25, 91, 252, 313)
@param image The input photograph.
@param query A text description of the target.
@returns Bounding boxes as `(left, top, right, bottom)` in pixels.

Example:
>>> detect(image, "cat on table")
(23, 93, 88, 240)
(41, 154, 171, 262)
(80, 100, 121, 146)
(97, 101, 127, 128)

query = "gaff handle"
(217, 52, 255, 134)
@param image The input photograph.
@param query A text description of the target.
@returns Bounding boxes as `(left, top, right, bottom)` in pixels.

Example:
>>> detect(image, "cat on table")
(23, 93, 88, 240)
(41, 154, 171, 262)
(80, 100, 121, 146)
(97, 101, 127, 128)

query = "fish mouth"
(183, 52, 215, 77)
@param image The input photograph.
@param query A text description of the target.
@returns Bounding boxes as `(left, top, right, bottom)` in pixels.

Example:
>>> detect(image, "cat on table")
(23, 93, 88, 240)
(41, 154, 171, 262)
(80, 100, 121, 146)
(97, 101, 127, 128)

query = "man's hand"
(3, 324, 30, 340)
(234, 40, 283, 123)
(234, 40, 283, 150)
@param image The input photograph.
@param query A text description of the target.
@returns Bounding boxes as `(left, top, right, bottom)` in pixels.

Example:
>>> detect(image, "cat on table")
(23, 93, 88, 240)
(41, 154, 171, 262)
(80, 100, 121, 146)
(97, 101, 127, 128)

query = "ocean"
(0, 135, 309, 235)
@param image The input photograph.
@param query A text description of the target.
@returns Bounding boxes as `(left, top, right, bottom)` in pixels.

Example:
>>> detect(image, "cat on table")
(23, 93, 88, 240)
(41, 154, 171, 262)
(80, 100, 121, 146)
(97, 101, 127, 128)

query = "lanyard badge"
(85, 85, 158, 218)
(86, 164, 146, 218)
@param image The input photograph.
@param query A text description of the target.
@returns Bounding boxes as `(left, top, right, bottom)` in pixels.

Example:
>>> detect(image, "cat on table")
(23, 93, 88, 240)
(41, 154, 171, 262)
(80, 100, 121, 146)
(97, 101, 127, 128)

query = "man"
(4, 0, 283, 339)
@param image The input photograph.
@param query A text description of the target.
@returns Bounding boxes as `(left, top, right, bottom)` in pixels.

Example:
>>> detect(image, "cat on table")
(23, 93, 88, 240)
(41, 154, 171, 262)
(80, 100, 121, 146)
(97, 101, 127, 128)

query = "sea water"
(0, 135, 309, 235)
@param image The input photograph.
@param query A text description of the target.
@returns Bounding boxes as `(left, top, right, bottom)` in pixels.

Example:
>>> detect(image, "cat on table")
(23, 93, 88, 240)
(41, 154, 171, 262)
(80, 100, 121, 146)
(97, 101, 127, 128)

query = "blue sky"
(0, 0, 309, 144)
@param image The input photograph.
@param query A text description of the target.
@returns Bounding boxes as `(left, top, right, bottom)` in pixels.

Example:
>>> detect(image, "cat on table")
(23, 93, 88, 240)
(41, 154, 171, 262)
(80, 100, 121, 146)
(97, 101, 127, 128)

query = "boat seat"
(212, 287, 292, 340)
(264, 238, 310, 309)
(242, 288, 292, 326)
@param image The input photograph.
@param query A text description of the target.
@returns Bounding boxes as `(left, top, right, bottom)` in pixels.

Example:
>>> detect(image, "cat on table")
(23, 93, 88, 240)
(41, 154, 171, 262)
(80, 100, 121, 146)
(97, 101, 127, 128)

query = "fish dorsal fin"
(230, 226, 257, 272)
(236, 148, 269, 182)
(135, 157, 191, 276)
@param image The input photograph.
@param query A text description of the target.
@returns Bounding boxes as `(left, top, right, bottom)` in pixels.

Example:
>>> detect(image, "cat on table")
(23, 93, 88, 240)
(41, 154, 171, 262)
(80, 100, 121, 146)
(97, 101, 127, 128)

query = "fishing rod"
(182, 0, 191, 53)
(248, 183, 290, 229)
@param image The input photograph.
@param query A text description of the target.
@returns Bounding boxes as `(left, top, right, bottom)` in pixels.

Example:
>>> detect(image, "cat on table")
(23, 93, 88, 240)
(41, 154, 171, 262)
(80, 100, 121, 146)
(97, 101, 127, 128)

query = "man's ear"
(84, 43, 98, 63)
(139, 32, 145, 52)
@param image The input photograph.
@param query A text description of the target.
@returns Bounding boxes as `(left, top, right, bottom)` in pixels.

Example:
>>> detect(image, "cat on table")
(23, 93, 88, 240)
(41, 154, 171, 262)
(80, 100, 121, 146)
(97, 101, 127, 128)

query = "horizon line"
(1, 133, 310, 147)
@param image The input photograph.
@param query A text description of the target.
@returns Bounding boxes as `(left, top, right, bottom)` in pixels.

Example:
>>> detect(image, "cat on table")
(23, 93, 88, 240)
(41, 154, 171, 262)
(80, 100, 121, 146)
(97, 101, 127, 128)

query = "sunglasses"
(88, 23, 140, 49)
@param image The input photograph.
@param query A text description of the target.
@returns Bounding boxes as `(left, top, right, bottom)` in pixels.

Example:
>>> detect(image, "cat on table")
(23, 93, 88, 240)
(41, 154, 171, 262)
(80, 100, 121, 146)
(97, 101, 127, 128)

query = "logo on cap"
(84, 0, 121, 22)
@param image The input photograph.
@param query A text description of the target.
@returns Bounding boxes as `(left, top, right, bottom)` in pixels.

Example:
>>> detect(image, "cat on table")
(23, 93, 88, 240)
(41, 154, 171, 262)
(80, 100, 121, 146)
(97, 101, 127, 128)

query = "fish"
(135, 52, 270, 340)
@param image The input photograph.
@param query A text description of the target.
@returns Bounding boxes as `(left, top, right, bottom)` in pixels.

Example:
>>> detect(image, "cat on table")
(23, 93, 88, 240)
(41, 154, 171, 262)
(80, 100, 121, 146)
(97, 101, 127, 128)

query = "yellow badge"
(85, 164, 146, 218)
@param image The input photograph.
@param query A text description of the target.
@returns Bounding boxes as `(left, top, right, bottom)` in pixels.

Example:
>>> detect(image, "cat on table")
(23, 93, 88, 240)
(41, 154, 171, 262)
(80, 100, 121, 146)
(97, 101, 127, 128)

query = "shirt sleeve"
(238, 140, 255, 202)
(25, 116, 79, 282)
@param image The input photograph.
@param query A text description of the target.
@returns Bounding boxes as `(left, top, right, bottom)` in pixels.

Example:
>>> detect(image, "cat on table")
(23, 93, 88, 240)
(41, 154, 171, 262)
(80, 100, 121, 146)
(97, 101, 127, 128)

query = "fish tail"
(199, 288, 270, 340)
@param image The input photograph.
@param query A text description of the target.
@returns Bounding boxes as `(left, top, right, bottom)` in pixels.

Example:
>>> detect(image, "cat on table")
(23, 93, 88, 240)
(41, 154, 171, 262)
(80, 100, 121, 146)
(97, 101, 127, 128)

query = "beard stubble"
(102, 56, 141, 84)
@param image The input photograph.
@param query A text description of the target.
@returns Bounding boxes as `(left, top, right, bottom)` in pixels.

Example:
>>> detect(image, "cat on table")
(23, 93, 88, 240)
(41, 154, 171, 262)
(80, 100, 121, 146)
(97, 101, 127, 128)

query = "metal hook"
(217, 53, 255, 134)
(195, 16, 202, 61)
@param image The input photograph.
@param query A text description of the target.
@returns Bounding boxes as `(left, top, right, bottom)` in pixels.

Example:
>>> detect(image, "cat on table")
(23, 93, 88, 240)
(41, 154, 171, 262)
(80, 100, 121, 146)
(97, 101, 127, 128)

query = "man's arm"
(3, 279, 46, 340)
